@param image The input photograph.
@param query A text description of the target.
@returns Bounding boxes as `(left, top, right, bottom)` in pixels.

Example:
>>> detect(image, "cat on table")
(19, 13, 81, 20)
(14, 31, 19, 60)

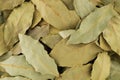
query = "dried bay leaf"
(50, 39, 102, 67)
(0, 76, 30, 80)
(31, 0, 80, 30)
(68, 4, 117, 44)
(31, 10, 42, 28)
(19, 34, 59, 77)
(61, 0, 74, 10)
(0, 24, 8, 56)
(103, 15, 120, 55)
(10, 43, 21, 55)
(0, 0, 24, 11)
(96, 35, 111, 51)
(41, 34, 62, 49)
(107, 54, 120, 80)
(4, 2, 34, 48)
(56, 64, 91, 80)
(91, 52, 111, 80)
(0, 55, 54, 80)
(74, 0, 96, 18)
(114, 0, 120, 14)
(28, 25, 49, 40)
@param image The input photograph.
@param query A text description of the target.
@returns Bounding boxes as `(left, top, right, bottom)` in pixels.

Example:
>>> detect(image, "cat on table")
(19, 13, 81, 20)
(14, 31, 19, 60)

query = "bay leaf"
(107, 54, 120, 80)
(0, 0, 24, 11)
(61, 0, 74, 10)
(74, 0, 96, 18)
(4, 2, 34, 48)
(103, 15, 120, 55)
(59, 29, 75, 39)
(0, 76, 30, 80)
(50, 39, 102, 67)
(2, 10, 12, 22)
(10, 43, 21, 55)
(28, 25, 49, 40)
(114, 0, 120, 15)
(68, 4, 117, 44)
(56, 64, 91, 80)
(41, 34, 62, 49)
(95, 35, 111, 51)
(31, 0, 80, 30)
(0, 55, 55, 80)
(31, 10, 42, 28)
(19, 34, 59, 77)
(91, 52, 111, 80)
(0, 24, 8, 56)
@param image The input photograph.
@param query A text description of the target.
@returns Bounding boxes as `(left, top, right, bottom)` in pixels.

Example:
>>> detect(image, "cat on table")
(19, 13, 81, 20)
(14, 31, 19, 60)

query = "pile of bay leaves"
(0, 0, 120, 80)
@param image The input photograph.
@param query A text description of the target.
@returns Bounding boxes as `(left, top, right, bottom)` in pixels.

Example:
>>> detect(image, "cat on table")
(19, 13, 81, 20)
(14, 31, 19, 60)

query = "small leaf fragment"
(96, 35, 111, 51)
(68, 4, 117, 44)
(59, 29, 75, 39)
(31, 10, 42, 28)
(91, 52, 111, 80)
(28, 25, 49, 40)
(19, 34, 59, 76)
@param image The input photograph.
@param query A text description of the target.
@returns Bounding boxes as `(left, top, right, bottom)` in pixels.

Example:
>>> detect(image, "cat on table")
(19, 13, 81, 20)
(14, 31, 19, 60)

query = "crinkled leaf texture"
(31, 0, 80, 30)
(0, 55, 54, 80)
(91, 52, 111, 80)
(19, 34, 59, 77)
(4, 2, 34, 48)
(68, 4, 117, 44)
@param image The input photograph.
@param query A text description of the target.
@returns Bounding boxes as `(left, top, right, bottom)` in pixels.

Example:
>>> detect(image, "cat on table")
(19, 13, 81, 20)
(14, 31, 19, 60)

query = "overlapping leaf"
(74, 0, 96, 18)
(96, 35, 111, 51)
(31, 0, 80, 30)
(56, 64, 91, 80)
(91, 52, 111, 80)
(0, 24, 8, 56)
(68, 4, 117, 44)
(0, 55, 54, 80)
(0, 0, 24, 11)
(19, 34, 59, 76)
(4, 2, 34, 48)
(50, 39, 102, 67)
(103, 15, 120, 55)
(0, 76, 30, 80)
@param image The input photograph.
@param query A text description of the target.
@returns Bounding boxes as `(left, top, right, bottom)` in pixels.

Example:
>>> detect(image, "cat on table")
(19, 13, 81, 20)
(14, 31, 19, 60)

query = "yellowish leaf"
(50, 39, 102, 67)
(0, 24, 8, 56)
(31, 0, 80, 30)
(0, 0, 24, 11)
(4, 2, 34, 48)
(19, 34, 59, 77)
(68, 4, 117, 44)
(91, 52, 111, 80)
(103, 15, 120, 55)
